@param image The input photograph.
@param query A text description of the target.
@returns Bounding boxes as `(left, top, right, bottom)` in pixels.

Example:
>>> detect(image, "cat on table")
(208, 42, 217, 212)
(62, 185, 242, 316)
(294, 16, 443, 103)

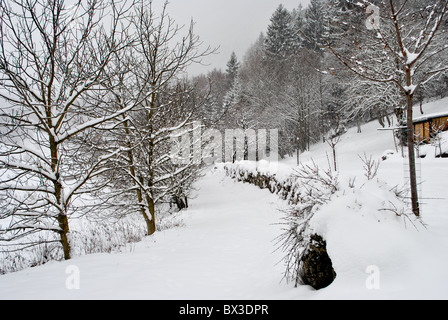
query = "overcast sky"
(161, 0, 311, 76)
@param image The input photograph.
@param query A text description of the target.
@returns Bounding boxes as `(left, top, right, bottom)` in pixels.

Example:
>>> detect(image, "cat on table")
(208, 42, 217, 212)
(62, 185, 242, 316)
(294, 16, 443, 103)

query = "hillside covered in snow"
(1, 98, 447, 300)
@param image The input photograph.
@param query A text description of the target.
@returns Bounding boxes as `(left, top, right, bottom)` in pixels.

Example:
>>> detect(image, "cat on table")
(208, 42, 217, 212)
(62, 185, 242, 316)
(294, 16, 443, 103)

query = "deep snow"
(1, 98, 448, 300)
(0, 168, 294, 299)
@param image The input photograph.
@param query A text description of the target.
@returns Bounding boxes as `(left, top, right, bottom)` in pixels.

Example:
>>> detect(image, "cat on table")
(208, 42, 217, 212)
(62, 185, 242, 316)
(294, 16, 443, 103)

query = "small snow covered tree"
(0, 0, 135, 259)
(326, 0, 448, 217)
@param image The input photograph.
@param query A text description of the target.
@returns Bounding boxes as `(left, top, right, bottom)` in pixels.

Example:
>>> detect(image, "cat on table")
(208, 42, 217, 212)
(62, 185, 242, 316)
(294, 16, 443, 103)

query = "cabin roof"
(413, 111, 448, 124)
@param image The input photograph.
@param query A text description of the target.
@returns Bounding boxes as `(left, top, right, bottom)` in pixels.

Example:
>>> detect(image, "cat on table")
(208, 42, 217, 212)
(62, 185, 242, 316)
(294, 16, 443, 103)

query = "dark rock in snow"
(300, 234, 337, 290)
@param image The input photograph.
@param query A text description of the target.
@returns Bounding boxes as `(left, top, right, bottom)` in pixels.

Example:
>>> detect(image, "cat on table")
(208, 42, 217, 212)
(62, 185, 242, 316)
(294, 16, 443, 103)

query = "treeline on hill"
(192, 0, 448, 163)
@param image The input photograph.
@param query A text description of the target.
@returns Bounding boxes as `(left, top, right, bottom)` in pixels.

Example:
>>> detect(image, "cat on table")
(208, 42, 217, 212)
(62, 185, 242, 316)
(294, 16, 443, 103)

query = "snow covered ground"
(0, 168, 294, 300)
(1, 99, 448, 300)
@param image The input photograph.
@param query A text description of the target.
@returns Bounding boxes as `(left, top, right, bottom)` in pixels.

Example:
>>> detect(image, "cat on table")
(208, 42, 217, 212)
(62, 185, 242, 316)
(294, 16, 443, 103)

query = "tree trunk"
(50, 133, 71, 260)
(57, 214, 71, 260)
(142, 207, 154, 236)
(123, 119, 154, 235)
(145, 192, 156, 236)
(136, 175, 155, 236)
(146, 91, 157, 236)
(332, 147, 337, 172)
(406, 93, 420, 217)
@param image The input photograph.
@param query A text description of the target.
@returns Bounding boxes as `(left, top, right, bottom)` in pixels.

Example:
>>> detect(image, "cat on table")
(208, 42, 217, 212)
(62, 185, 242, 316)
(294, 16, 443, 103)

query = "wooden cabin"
(413, 111, 448, 143)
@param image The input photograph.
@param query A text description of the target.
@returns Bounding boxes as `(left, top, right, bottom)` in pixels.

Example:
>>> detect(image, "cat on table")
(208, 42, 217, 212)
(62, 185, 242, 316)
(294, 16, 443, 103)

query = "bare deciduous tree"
(91, 1, 214, 236)
(0, 0, 136, 259)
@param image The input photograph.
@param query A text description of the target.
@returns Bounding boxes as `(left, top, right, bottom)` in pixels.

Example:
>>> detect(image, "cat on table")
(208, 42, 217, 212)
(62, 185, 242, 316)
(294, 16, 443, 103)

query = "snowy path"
(0, 168, 297, 300)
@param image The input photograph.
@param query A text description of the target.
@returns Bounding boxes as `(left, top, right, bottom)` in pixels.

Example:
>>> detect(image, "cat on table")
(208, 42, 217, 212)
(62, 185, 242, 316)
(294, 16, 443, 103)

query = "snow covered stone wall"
(224, 160, 339, 289)
(223, 160, 307, 205)
(223, 160, 423, 291)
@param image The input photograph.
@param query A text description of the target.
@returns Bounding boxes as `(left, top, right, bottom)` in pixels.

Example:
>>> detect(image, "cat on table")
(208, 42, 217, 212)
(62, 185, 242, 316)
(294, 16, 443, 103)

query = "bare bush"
(358, 153, 380, 181)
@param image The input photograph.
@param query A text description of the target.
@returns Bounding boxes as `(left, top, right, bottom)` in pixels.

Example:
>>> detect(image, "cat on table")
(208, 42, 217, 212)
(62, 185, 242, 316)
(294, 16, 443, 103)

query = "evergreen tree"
(291, 4, 306, 52)
(226, 52, 240, 88)
(223, 76, 242, 114)
(303, 0, 326, 53)
(264, 4, 296, 58)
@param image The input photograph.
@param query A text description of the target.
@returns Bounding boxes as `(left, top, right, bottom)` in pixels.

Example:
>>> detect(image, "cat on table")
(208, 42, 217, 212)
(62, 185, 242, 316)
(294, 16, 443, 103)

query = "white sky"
(162, 0, 311, 76)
